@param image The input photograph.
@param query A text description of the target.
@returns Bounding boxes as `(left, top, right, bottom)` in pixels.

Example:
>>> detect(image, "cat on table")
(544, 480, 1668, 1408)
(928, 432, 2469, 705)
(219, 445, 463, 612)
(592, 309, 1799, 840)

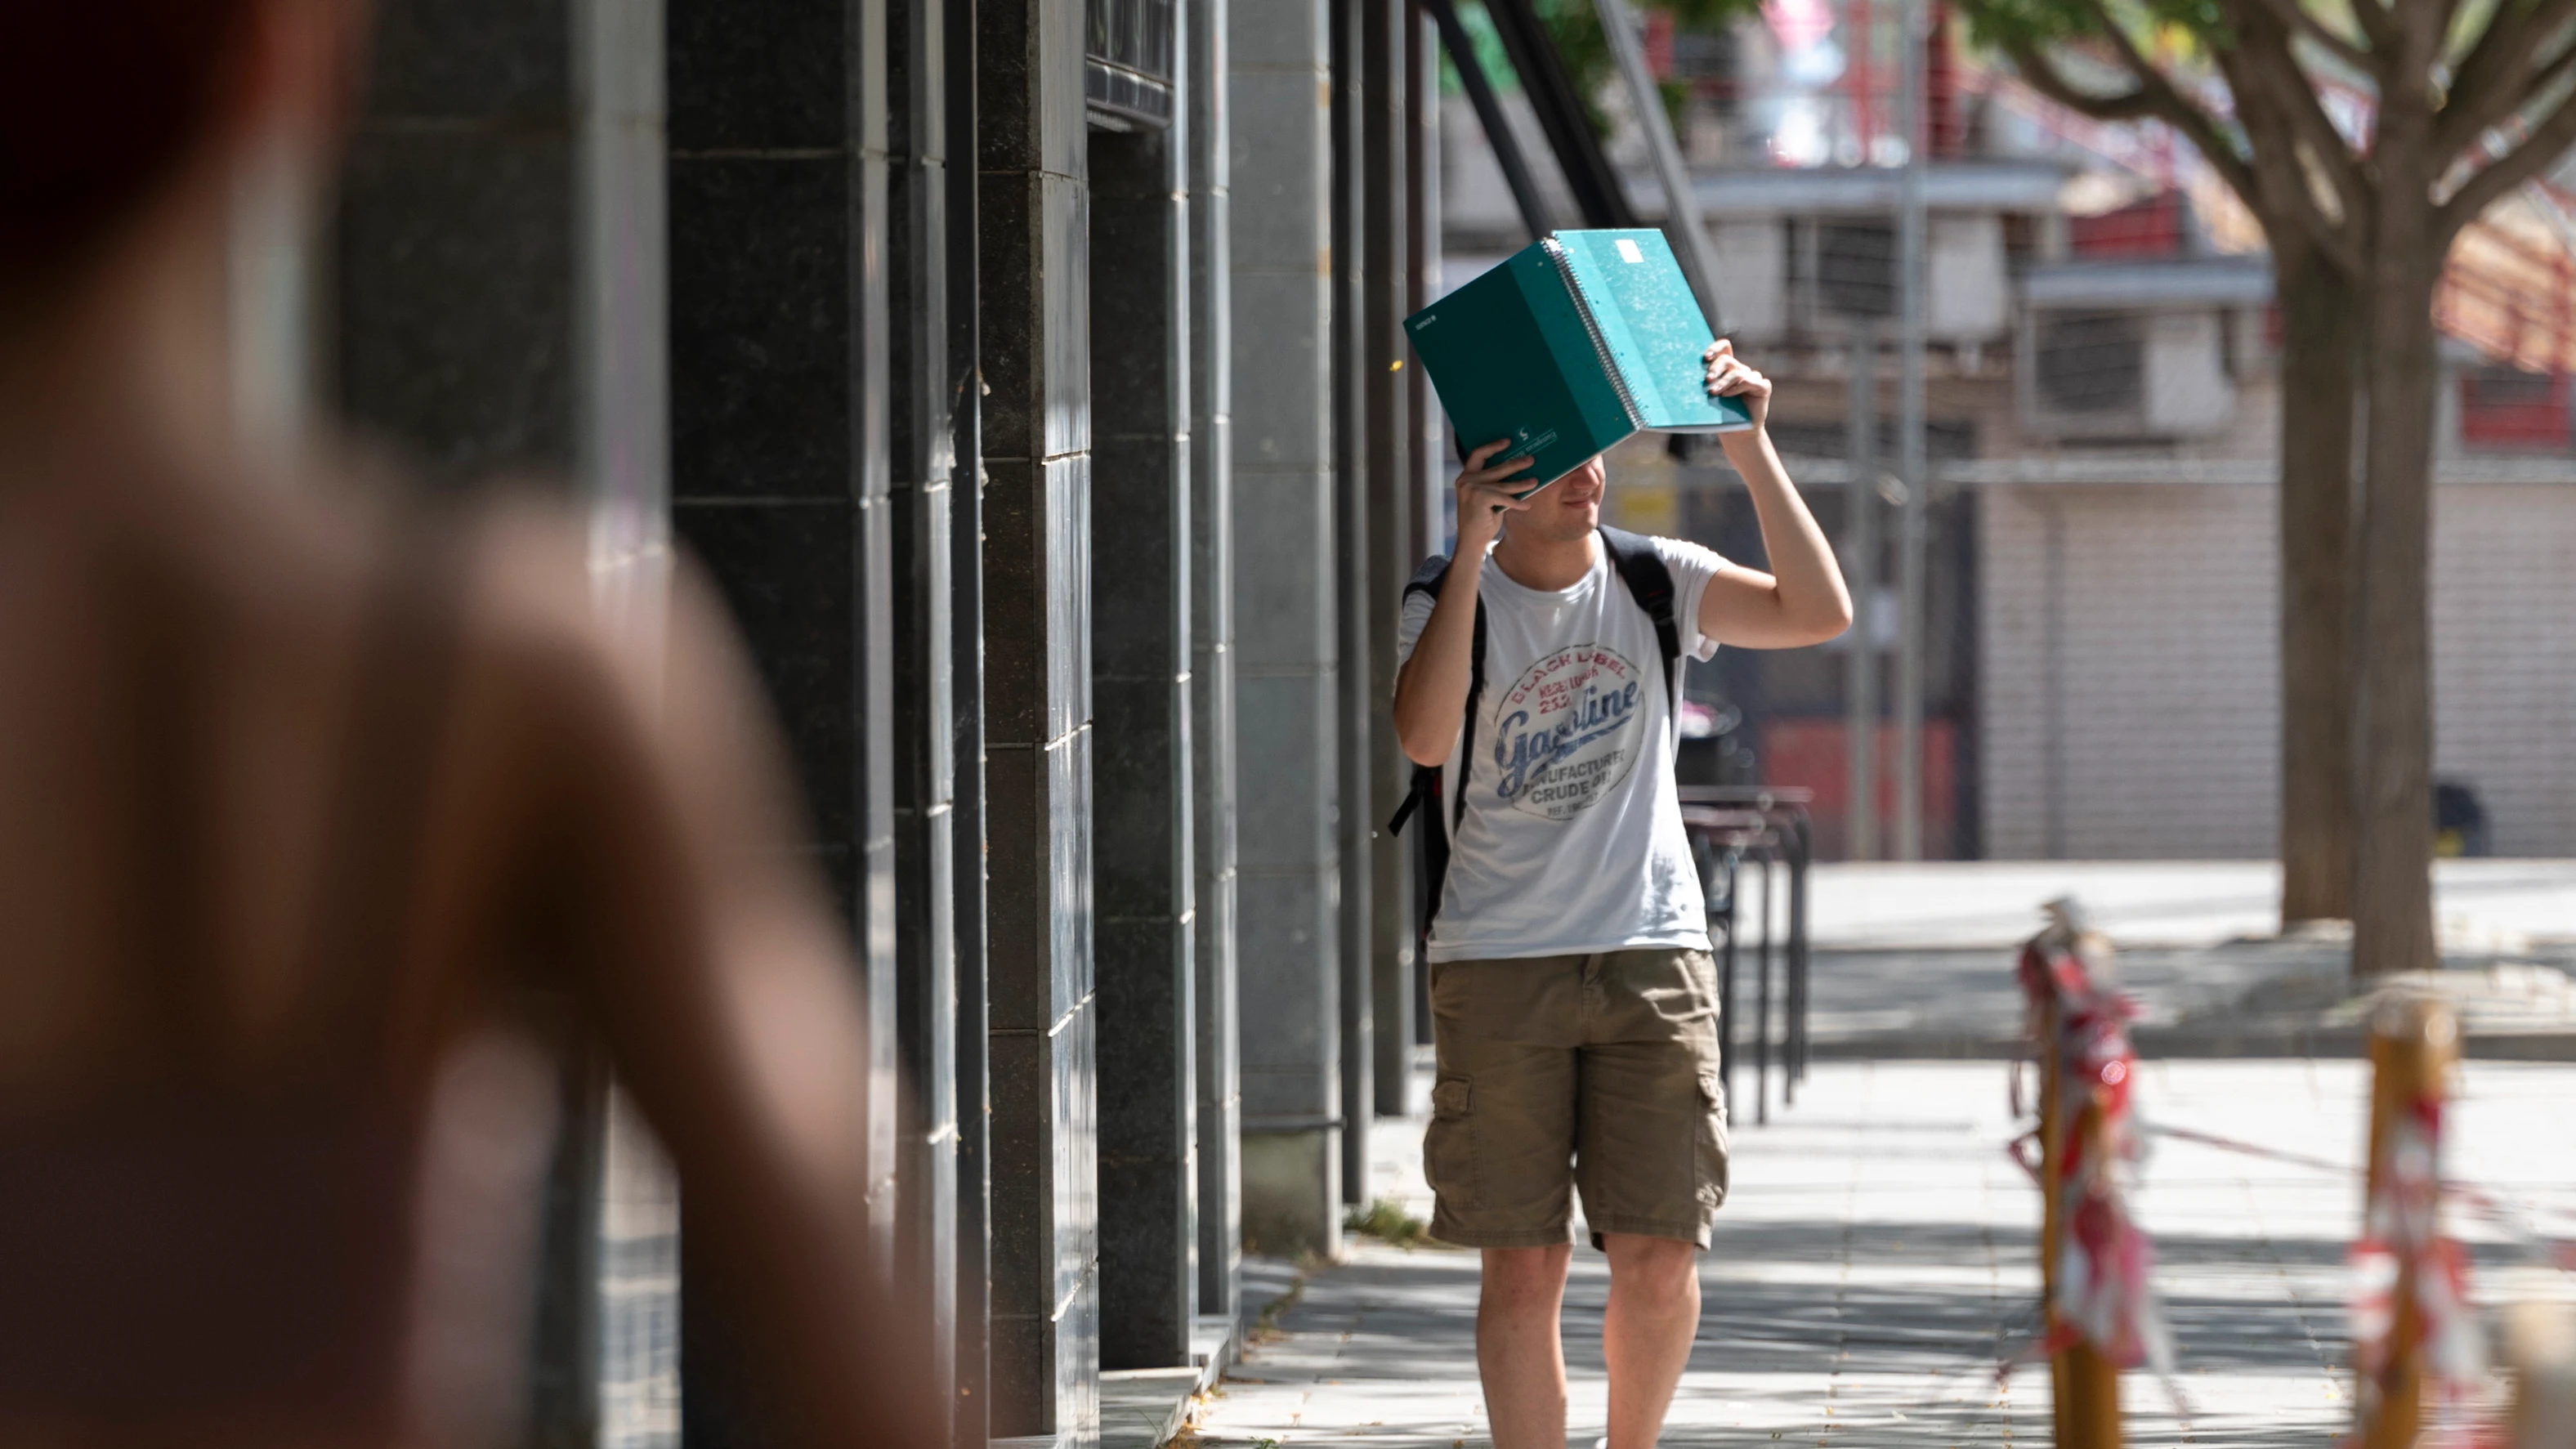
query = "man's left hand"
(1702, 338, 1770, 435)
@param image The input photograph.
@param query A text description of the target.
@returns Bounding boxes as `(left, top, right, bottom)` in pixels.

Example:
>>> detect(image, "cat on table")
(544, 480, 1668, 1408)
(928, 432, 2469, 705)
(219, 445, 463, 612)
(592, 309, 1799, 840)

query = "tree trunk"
(2351, 150, 2444, 981)
(2275, 245, 2361, 925)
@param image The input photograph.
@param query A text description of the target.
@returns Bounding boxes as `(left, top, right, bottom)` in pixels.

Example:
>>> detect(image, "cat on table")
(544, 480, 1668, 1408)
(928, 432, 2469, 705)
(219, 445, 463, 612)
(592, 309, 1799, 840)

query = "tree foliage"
(1447, 0, 1764, 133)
(1954, 0, 2576, 280)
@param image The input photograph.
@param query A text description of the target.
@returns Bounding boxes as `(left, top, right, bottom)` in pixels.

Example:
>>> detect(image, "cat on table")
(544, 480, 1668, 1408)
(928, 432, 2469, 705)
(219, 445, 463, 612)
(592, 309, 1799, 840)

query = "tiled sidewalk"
(1188, 1060, 2576, 1447)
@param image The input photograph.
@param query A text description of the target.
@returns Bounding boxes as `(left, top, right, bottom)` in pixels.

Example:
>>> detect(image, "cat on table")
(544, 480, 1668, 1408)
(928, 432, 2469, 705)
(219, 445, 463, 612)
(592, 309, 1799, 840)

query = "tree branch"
(2346, 0, 2399, 56)
(2240, 0, 2373, 72)
(2438, 79, 2576, 239)
(2001, 35, 2160, 123)
(2435, 0, 2576, 155)
(2436, 0, 2477, 60)
(2219, 2, 2375, 228)
(2072, 0, 2265, 201)
(2212, 38, 2373, 279)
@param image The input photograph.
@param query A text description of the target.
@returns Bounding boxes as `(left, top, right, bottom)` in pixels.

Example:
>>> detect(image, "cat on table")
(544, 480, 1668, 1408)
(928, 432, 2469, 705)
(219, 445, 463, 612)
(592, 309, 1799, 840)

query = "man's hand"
(1703, 338, 1771, 435)
(1453, 439, 1536, 552)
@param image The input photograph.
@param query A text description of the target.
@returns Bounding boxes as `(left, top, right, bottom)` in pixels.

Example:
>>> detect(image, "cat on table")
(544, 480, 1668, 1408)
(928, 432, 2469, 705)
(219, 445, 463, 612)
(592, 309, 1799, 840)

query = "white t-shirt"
(1396, 532, 1725, 964)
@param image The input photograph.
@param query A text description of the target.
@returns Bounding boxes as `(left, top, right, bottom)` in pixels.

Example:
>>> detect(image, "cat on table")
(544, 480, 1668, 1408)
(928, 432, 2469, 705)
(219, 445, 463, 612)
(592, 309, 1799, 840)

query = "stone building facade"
(325, 1, 1442, 1445)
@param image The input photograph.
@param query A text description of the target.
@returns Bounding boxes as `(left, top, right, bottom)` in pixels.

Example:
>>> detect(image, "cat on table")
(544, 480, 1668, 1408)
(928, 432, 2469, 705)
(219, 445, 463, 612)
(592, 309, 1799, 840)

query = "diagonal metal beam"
(1480, 0, 1639, 228)
(1421, 0, 1554, 240)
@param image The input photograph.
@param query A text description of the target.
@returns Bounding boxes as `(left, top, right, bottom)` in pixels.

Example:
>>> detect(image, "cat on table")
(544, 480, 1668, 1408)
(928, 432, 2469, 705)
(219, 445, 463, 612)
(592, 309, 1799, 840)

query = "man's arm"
(1693, 341, 1854, 650)
(1392, 441, 1535, 767)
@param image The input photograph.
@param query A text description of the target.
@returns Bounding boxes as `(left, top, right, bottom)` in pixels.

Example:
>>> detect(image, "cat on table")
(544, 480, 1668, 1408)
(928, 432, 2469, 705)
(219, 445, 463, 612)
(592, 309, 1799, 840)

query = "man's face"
(1513, 456, 1604, 543)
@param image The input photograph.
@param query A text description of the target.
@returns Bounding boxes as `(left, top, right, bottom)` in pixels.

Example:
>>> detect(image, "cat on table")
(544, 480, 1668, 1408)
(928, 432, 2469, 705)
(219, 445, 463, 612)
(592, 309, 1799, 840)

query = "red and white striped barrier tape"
(2014, 933, 2176, 1378)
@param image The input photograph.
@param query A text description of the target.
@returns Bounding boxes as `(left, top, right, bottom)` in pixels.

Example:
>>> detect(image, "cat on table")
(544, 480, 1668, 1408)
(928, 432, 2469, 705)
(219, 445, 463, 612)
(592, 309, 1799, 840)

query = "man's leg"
(1601, 1232, 1701, 1448)
(1426, 955, 1586, 1447)
(1478, 1242, 1574, 1449)
(1575, 952, 1728, 1448)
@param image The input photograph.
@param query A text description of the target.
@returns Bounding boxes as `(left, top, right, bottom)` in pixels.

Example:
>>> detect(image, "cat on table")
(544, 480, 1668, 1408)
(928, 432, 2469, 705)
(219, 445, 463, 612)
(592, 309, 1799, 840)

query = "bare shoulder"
(448, 488, 786, 832)
(442, 490, 659, 764)
(454, 490, 751, 720)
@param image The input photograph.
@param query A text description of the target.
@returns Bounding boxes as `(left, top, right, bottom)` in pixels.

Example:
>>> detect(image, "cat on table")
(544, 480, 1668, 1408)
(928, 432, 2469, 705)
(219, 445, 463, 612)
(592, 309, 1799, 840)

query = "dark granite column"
(339, 2, 573, 479)
(946, 2, 995, 1444)
(1185, 0, 1243, 1327)
(335, 3, 678, 1445)
(1328, 0, 1375, 1208)
(667, 0, 900, 1441)
(890, 0, 962, 1433)
(1359, 0, 1417, 1120)
(979, 0, 1100, 1440)
(1089, 86, 1198, 1370)
(1403, 7, 1442, 1053)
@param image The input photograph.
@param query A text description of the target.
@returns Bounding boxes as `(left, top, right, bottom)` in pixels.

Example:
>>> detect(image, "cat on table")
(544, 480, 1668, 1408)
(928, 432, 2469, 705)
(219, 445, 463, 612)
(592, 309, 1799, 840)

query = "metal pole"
(1593, 0, 1732, 331)
(1759, 848, 1778, 1109)
(1717, 848, 1738, 1112)
(1844, 322, 1881, 861)
(1893, 0, 1930, 861)
(1755, 849, 1771, 1125)
(1789, 811, 1809, 1085)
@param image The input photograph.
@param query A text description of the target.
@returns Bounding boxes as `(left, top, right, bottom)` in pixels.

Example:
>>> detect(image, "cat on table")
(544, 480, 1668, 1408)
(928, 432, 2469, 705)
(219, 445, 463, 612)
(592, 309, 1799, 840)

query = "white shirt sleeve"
(1650, 534, 1729, 662)
(1396, 582, 1438, 669)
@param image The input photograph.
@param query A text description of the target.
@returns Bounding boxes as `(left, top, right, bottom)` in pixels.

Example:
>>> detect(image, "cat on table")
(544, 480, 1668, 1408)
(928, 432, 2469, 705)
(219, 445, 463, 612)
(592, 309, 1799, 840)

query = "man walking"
(1392, 341, 1849, 1448)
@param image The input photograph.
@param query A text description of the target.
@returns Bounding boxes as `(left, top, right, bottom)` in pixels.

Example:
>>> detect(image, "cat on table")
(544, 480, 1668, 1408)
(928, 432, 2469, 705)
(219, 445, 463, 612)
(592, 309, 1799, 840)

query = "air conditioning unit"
(2018, 306, 2234, 439)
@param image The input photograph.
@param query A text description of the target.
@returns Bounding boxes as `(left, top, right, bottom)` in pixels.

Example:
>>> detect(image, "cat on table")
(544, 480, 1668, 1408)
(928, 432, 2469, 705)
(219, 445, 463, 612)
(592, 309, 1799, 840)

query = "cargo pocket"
(1693, 1071, 1730, 1210)
(1424, 1075, 1478, 1209)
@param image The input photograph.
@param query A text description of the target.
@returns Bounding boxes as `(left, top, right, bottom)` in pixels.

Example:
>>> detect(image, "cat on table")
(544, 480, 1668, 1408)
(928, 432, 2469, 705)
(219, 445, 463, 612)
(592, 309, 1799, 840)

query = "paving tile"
(1196, 1060, 2576, 1448)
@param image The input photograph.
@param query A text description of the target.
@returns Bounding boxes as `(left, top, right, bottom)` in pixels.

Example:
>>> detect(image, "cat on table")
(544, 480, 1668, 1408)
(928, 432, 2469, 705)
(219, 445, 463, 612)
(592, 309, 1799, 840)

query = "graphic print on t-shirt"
(1490, 642, 1647, 821)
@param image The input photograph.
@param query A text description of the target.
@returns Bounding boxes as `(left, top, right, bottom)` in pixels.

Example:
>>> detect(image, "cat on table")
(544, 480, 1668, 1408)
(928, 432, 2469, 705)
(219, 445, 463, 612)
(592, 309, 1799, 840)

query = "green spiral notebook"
(1403, 228, 1751, 494)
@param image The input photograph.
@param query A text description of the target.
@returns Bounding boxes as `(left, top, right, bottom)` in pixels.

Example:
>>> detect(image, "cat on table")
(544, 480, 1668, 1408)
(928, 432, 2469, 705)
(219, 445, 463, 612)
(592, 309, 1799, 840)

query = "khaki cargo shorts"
(1423, 948, 1729, 1250)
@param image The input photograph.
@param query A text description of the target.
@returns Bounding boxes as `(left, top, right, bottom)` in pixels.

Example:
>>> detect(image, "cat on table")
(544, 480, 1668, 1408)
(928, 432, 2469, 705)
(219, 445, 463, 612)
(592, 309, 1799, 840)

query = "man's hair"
(0, 2, 257, 280)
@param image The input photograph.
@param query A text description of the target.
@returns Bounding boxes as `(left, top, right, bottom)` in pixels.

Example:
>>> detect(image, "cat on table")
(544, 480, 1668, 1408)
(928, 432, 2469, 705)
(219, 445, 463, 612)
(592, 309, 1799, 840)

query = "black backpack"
(1387, 525, 1684, 950)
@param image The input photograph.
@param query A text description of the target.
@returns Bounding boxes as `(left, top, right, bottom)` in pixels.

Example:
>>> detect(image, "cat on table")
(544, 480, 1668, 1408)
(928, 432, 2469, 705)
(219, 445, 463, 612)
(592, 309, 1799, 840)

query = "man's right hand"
(1454, 440, 1536, 552)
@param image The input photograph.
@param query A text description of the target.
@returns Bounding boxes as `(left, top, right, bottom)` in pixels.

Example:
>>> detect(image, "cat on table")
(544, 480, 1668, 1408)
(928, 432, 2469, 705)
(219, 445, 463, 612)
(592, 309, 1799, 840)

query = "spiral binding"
(1541, 236, 1645, 431)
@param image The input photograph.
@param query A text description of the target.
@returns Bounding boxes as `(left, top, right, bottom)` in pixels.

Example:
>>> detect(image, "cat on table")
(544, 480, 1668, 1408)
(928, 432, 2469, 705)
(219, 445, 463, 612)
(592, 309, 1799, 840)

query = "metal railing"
(1681, 785, 1813, 1125)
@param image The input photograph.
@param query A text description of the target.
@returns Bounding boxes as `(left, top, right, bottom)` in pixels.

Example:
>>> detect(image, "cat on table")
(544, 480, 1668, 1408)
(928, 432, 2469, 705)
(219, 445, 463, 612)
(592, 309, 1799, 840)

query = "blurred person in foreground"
(1393, 344, 1849, 1449)
(0, 3, 937, 1447)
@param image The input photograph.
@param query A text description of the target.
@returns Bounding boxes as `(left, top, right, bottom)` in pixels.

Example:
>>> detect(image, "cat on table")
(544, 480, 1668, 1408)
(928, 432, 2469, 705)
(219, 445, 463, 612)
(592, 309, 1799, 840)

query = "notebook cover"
(1402, 240, 1635, 491)
(1548, 229, 1753, 433)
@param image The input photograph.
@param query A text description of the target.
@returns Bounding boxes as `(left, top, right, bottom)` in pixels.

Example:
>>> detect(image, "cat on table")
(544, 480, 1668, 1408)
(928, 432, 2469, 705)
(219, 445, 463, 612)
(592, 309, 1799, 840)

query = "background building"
(1438, 1, 2576, 863)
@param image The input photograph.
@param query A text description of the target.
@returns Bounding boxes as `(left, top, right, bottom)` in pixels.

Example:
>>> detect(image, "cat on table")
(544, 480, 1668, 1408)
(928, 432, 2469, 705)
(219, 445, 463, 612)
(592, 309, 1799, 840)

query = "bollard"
(2355, 995, 2461, 1449)
(2037, 987, 2123, 1449)
(2022, 900, 2160, 1449)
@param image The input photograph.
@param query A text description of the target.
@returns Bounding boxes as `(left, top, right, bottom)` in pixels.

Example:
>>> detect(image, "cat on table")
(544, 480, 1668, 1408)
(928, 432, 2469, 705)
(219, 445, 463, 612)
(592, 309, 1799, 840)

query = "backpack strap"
(1596, 525, 1681, 705)
(1388, 552, 1456, 839)
(1455, 593, 1489, 838)
(1387, 552, 1485, 946)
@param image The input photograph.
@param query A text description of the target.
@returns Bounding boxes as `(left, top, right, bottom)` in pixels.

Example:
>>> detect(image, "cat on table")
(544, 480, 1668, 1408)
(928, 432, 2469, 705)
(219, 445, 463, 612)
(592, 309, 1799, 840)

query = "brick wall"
(1981, 482, 2576, 859)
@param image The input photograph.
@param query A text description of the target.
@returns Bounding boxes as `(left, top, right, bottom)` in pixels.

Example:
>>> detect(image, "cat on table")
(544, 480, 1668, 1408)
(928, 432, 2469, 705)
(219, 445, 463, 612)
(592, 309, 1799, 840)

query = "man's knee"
(1481, 1244, 1572, 1313)
(1603, 1233, 1699, 1309)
